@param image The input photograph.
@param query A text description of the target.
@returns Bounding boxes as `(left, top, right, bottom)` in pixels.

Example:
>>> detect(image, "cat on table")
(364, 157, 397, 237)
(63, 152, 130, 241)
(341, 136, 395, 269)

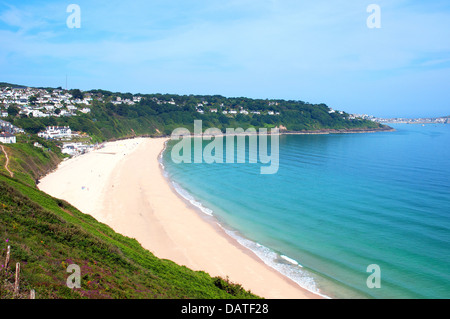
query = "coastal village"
(0, 85, 448, 155)
(0, 85, 282, 119)
(0, 85, 293, 156)
(0, 85, 97, 155)
(0, 86, 92, 118)
(0, 85, 282, 155)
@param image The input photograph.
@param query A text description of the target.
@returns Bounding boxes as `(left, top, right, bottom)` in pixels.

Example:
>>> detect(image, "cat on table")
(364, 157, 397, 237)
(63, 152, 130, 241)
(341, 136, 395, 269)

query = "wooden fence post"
(30, 289, 35, 299)
(4, 245, 10, 269)
(14, 262, 20, 295)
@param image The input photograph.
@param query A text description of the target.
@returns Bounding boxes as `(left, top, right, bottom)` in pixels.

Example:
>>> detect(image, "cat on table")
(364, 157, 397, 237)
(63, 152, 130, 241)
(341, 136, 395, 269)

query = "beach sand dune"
(38, 137, 319, 299)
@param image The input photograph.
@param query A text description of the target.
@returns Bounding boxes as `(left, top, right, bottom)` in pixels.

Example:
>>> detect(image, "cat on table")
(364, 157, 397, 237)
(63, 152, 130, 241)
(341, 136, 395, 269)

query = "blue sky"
(0, 0, 449, 118)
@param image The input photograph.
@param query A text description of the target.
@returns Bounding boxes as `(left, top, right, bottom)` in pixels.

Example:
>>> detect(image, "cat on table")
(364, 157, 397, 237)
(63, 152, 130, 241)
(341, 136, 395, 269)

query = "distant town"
(350, 113, 449, 124)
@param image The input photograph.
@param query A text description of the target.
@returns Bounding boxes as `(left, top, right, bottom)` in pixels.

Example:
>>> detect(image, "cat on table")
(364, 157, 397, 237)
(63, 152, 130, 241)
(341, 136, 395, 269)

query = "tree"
(116, 104, 128, 116)
(7, 105, 20, 117)
(251, 117, 261, 127)
(70, 89, 84, 100)
(28, 95, 38, 105)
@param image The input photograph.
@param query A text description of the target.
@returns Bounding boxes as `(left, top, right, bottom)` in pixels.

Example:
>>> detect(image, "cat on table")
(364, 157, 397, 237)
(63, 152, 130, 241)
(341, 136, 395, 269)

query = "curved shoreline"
(38, 137, 322, 299)
(159, 140, 330, 298)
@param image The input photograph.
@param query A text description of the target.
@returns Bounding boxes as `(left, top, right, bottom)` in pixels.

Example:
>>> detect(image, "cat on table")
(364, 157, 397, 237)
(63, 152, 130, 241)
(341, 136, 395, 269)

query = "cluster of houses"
(110, 96, 142, 105)
(0, 132, 16, 144)
(374, 116, 450, 124)
(109, 94, 284, 117)
(219, 109, 280, 116)
(0, 86, 92, 118)
(37, 126, 72, 140)
(0, 119, 24, 144)
(36, 125, 97, 156)
(1, 116, 99, 156)
(0, 119, 24, 135)
(1, 85, 287, 120)
(195, 102, 281, 116)
(60, 142, 95, 156)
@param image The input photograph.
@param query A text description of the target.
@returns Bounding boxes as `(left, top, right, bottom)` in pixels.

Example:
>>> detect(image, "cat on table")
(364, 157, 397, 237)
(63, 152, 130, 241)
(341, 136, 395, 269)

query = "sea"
(161, 123, 450, 299)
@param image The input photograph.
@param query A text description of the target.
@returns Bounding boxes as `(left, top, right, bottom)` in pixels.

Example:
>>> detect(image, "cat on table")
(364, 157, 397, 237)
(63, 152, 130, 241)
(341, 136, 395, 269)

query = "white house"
(62, 142, 93, 156)
(0, 132, 16, 144)
(38, 126, 72, 139)
(17, 97, 28, 105)
(32, 109, 49, 118)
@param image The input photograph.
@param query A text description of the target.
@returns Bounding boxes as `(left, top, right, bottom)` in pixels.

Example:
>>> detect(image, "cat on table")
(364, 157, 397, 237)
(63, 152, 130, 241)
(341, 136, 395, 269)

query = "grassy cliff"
(0, 141, 259, 299)
(0, 135, 64, 187)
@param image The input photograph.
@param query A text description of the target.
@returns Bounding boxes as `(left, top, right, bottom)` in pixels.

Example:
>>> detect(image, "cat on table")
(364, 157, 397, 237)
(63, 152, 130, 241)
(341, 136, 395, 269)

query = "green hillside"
(0, 135, 64, 187)
(0, 82, 27, 89)
(4, 87, 390, 143)
(0, 142, 259, 299)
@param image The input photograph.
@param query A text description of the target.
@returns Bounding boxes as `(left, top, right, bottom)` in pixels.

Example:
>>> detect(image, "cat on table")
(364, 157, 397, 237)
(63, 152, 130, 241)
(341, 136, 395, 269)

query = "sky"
(0, 0, 449, 118)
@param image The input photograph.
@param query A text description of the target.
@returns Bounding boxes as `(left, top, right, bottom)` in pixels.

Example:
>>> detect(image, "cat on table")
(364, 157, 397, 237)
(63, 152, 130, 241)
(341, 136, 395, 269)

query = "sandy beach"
(38, 137, 320, 299)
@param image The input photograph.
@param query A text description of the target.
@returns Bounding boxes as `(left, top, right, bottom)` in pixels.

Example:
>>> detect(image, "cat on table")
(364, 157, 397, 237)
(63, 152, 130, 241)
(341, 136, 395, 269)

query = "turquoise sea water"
(161, 124, 450, 299)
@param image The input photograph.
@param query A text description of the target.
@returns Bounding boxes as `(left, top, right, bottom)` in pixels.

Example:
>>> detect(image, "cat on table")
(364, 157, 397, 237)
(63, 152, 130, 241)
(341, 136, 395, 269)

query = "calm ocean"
(161, 123, 450, 299)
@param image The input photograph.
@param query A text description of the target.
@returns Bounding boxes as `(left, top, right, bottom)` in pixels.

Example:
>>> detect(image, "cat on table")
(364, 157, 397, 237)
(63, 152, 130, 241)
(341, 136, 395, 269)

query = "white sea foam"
(281, 255, 302, 267)
(217, 225, 331, 298)
(158, 141, 168, 176)
(171, 181, 214, 216)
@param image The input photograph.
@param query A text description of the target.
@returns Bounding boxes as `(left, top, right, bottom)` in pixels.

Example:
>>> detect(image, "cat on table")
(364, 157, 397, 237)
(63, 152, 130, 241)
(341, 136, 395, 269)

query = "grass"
(0, 139, 260, 299)
(0, 135, 64, 187)
(0, 175, 260, 299)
